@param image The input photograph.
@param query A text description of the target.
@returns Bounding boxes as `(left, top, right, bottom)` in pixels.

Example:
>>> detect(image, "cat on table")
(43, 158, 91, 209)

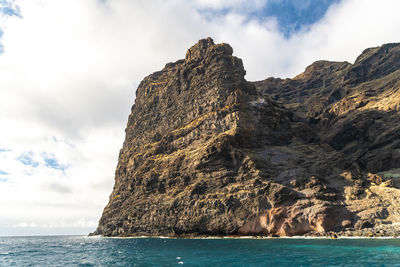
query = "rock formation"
(92, 38, 400, 237)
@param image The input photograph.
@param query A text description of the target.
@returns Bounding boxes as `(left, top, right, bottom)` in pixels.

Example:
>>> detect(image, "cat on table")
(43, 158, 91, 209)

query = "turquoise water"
(1, 236, 400, 266)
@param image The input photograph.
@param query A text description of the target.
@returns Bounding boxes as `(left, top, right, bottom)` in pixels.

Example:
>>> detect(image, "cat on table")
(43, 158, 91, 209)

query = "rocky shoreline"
(307, 224, 400, 238)
(91, 222, 400, 239)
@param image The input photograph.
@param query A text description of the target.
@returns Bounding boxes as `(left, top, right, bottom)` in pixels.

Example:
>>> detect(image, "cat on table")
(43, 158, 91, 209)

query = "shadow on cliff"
(316, 108, 400, 173)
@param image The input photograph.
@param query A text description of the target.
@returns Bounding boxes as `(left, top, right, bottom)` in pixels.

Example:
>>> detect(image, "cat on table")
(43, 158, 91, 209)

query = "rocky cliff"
(92, 38, 400, 237)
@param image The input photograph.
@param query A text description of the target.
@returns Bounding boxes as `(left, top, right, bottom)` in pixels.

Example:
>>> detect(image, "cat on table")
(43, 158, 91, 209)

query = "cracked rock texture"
(92, 38, 400, 237)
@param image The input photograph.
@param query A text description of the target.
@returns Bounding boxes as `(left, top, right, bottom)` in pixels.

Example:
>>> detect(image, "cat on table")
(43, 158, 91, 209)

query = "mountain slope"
(255, 43, 400, 174)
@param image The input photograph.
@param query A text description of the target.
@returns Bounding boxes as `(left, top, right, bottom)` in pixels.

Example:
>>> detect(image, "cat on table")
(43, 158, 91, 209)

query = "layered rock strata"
(92, 38, 400, 237)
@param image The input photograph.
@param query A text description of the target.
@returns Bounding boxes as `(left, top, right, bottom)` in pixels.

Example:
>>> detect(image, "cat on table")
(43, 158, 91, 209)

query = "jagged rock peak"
(344, 42, 400, 85)
(185, 37, 233, 61)
(293, 60, 350, 80)
(354, 42, 400, 65)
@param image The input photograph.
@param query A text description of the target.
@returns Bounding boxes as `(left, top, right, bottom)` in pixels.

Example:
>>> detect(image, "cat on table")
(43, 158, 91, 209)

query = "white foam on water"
(337, 236, 400, 239)
(90, 235, 400, 240)
(102, 235, 170, 239)
(86, 235, 102, 239)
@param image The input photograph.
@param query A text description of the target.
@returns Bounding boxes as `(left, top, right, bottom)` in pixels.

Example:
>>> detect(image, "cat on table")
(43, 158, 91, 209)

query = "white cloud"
(193, 0, 267, 12)
(12, 219, 97, 229)
(0, 0, 399, 235)
(0, 130, 118, 234)
(284, 0, 400, 76)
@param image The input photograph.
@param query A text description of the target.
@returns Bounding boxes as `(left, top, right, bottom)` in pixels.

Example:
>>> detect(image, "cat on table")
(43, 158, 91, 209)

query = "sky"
(0, 0, 399, 236)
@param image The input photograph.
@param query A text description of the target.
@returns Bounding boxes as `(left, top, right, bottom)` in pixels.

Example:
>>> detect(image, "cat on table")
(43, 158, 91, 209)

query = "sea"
(1, 236, 400, 266)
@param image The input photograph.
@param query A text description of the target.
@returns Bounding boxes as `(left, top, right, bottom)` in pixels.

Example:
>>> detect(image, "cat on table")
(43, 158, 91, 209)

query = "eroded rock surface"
(92, 39, 400, 237)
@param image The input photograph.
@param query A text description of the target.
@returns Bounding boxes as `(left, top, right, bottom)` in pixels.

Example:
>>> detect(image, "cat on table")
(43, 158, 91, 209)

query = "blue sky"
(258, 0, 341, 36)
(199, 0, 341, 37)
(0, 1, 20, 17)
(191, 0, 341, 38)
(0, 0, 399, 236)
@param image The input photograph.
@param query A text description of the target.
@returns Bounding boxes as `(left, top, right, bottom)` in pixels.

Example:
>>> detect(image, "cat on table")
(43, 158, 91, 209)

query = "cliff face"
(255, 43, 400, 174)
(93, 38, 400, 237)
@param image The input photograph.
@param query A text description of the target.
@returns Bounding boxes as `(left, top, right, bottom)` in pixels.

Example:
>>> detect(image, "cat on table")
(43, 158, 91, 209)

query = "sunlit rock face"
(92, 39, 400, 237)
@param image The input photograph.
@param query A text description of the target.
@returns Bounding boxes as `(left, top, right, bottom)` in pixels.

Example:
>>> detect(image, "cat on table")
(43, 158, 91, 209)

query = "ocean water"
(1, 236, 400, 266)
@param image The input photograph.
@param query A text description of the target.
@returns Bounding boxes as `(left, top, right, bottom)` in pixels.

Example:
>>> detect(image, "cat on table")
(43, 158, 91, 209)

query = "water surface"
(1, 235, 400, 266)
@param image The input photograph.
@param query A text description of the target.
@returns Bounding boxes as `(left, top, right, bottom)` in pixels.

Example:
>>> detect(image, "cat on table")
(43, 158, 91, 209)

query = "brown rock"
(91, 39, 400, 237)
(367, 173, 383, 185)
(255, 43, 400, 173)
(238, 201, 351, 236)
